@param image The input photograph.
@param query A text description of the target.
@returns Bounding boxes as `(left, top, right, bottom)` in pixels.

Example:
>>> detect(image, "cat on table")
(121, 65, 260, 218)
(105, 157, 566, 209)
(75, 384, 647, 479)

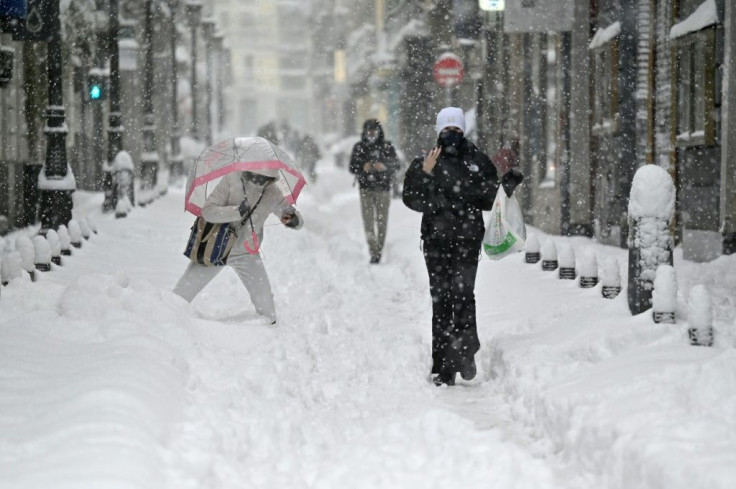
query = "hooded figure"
(403, 107, 523, 386)
(173, 168, 303, 325)
(349, 119, 400, 263)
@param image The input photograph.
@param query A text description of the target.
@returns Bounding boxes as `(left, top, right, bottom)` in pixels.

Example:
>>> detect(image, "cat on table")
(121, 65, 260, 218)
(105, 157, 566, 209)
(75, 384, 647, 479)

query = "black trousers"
(423, 238, 481, 375)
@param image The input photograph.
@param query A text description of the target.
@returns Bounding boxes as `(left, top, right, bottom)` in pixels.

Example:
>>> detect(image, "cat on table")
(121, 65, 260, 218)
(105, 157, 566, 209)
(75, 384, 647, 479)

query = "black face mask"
(438, 131, 464, 154)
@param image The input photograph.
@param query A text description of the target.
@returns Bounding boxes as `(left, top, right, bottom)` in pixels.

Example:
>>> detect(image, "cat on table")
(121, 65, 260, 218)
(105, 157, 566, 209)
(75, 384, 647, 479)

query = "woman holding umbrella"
(174, 138, 307, 325)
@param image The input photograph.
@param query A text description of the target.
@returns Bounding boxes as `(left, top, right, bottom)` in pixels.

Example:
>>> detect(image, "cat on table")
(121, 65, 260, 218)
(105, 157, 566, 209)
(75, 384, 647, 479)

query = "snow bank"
(526, 233, 541, 253)
(653, 264, 677, 313)
(579, 249, 598, 277)
(542, 239, 558, 260)
(600, 257, 621, 287)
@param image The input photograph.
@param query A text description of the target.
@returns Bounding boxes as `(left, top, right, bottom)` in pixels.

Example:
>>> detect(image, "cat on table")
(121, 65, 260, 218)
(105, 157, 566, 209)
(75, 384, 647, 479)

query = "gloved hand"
(238, 198, 251, 217)
(281, 210, 300, 228)
(502, 168, 524, 197)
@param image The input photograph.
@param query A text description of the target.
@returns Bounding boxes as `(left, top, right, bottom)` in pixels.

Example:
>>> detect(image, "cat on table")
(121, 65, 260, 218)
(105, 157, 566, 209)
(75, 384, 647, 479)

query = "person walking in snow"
(349, 119, 400, 264)
(402, 107, 523, 386)
(298, 134, 321, 182)
(173, 168, 303, 325)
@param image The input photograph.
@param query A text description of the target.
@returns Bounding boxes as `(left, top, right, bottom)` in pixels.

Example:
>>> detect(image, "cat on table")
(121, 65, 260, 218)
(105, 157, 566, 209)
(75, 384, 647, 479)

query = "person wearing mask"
(349, 119, 400, 264)
(173, 168, 303, 325)
(402, 107, 523, 386)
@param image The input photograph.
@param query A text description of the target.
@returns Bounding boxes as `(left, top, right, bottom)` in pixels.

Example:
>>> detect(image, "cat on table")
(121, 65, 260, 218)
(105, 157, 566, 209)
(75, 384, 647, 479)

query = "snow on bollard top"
(580, 249, 598, 277)
(542, 239, 557, 260)
(45, 230, 62, 257)
(1, 251, 23, 283)
(525, 234, 541, 253)
(32, 236, 52, 265)
(652, 264, 677, 313)
(113, 150, 135, 171)
(601, 257, 621, 287)
(688, 285, 712, 329)
(15, 236, 35, 272)
(57, 225, 72, 251)
(628, 165, 675, 220)
(558, 243, 575, 268)
(68, 219, 83, 245)
(79, 218, 91, 239)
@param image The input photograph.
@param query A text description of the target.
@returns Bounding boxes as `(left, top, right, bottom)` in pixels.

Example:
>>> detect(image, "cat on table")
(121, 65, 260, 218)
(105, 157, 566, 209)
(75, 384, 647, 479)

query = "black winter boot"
(433, 371, 455, 386)
(460, 357, 476, 381)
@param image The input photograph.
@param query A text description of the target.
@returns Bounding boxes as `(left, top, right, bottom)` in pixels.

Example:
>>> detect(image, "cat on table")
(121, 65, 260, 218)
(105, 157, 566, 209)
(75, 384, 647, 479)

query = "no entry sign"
(433, 53, 464, 88)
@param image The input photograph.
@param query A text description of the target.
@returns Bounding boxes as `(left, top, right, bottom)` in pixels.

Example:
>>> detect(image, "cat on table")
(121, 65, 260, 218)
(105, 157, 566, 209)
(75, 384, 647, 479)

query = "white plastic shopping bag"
(483, 188, 526, 260)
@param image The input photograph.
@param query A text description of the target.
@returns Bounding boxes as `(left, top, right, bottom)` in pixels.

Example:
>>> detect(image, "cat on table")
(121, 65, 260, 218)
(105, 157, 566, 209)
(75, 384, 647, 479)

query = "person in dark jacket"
(349, 119, 400, 263)
(403, 107, 523, 386)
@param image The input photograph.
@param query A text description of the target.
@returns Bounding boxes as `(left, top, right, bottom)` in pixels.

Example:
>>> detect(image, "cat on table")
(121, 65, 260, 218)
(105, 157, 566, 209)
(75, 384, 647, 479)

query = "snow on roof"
(670, 0, 719, 40)
(628, 165, 675, 220)
(589, 21, 621, 50)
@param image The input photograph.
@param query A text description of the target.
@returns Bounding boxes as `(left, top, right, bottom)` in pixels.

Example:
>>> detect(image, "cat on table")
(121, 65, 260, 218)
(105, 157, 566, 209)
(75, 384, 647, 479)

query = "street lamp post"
(38, 0, 75, 233)
(212, 32, 225, 134)
(185, 1, 202, 140)
(168, 0, 184, 179)
(201, 16, 216, 146)
(140, 0, 160, 192)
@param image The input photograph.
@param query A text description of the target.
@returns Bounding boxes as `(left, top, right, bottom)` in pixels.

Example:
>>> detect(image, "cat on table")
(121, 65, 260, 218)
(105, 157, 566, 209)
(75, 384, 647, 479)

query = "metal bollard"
(652, 264, 676, 324)
(45, 229, 63, 266)
(32, 236, 52, 272)
(79, 218, 92, 240)
(558, 243, 576, 279)
(1, 252, 23, 286)
(541, 240, 558, 271)
(579, 249, 599, 288)
(57, 225, 73, 256)
(601, 256, 622, 299)
(525, 234, 541, 264)
(68, 219, 83, 248)
(688, 285, 714, 347)
(15, 235, 36, 282)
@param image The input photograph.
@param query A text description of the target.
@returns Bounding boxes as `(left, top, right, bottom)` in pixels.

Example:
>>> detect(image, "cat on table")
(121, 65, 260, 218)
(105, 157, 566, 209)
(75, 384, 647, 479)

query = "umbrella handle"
(244, 230, 260, 254)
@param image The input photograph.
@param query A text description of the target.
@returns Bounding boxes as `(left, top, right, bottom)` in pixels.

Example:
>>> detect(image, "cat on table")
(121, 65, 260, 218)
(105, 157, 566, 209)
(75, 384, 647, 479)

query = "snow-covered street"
(1, 161, 735, 489)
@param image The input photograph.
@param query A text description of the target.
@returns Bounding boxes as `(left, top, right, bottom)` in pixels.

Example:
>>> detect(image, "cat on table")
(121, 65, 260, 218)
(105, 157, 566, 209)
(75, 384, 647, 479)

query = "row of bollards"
(0, 217, 98, 294)
(523, 233, 713, 347)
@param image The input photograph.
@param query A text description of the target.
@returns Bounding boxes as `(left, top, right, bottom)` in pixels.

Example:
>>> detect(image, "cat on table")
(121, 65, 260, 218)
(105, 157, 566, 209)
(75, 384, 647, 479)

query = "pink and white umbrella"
(185, 137, 307, 217)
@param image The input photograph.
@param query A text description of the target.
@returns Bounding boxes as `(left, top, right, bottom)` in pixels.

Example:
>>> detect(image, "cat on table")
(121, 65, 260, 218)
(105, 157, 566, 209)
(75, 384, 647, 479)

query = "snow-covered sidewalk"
(1, 162, 734, 488)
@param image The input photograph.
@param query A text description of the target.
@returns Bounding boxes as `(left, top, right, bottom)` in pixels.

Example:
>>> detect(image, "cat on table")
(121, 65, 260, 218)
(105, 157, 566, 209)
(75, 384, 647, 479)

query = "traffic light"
(87, 70, 108, 102)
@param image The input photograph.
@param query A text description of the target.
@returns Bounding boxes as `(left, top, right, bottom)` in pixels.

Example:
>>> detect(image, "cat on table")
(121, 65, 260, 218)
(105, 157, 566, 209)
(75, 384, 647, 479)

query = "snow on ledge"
(670, 0, 719, 40)
(589, 21, 621, 50)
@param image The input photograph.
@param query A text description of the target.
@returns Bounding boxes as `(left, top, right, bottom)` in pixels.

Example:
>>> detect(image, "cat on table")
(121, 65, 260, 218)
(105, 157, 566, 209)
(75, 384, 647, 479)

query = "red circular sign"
(433, 53, 464, 87)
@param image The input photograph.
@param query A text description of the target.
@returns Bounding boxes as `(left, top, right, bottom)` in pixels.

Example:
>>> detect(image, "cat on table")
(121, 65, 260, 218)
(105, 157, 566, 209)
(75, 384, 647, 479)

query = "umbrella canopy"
(185, 137, 307, 217)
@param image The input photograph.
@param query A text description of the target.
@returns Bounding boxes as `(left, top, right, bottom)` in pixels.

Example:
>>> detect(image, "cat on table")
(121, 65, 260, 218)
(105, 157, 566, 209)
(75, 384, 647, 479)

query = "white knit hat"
(435, 107, 466, 136)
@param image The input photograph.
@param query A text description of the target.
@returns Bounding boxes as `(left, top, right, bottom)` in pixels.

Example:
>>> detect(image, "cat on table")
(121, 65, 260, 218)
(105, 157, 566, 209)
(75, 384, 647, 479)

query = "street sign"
(10, 0, 59, 42)
(433, 53, 464, 88)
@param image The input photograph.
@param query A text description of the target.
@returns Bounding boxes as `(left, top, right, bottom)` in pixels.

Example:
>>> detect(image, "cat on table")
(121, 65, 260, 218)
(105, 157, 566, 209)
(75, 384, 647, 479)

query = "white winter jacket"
(201, 172, 303, 256)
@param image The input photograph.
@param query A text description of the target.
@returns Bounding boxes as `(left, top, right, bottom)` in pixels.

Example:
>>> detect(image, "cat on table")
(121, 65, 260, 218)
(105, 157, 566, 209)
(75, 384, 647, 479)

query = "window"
(673, 27, 716, 147)
(590, 39, 619, 135)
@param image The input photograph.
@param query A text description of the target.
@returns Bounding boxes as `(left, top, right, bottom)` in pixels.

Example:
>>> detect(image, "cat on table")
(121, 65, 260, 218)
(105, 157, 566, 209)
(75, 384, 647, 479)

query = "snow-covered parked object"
(601, 257, 622, 299)
(68, 220, 83, 248)
(0, 251, 23, 285)
(15, 235, 36, 281)
(79, 218, 92, 240)
(45, 230, 63, 266)
(627, 165, 675, 315)
(525, 234, 541, 263)
(57, 225, 72, 256)
(579, 249, 599, 288)
(32, 236, 52, 272)
(114, 150, 136, 214)
(541, 239, 558, 271)
(558, 243, 576, 280)
(652, 264, 677, 323)
(688, 285, 714, 346)
(85, 216, 98, 234)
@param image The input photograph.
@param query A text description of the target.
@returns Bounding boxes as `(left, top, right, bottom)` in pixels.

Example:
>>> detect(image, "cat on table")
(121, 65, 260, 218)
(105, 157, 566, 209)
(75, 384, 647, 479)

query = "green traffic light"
(90, 85, 102, 100)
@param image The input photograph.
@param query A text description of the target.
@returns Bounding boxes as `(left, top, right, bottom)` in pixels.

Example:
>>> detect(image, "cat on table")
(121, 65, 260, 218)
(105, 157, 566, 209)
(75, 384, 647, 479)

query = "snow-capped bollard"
(525, 234, 541, 263)
(1, 251, 23, 285)
(558, 243, 576, 279)
(541, 240, 558, 271)
(601, 257, 622, 299)
(45, 230, 63, 266)
(114, 150, 136, 215)
(652, 264, 677, 323)
(627, 165, 675, 315)
(579, 249, 599, 288)
(688, 285, 714, 347)
(115, 195, 132, 219)
(15, 236, 36, 281)
(85, 216, 98, 235)
(79, 218, 92, 240)
(68, 219, 83, 248)
(57, 225, 72, 256)
(32, 236, 52, 272)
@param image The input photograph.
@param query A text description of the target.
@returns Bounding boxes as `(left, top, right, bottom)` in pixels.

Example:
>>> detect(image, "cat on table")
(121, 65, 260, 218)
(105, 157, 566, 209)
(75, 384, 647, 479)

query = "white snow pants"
(173, 252, 276, 322)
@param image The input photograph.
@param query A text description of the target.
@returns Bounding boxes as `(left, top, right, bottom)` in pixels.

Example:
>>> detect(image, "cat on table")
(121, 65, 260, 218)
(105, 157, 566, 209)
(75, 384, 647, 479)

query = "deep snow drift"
(0, 160, 734, 489)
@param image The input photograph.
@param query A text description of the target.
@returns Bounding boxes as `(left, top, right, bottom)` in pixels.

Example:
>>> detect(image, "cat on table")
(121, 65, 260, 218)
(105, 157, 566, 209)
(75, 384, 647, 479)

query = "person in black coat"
(349, 119, 400, 263)
(402, 107, 523, 386)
